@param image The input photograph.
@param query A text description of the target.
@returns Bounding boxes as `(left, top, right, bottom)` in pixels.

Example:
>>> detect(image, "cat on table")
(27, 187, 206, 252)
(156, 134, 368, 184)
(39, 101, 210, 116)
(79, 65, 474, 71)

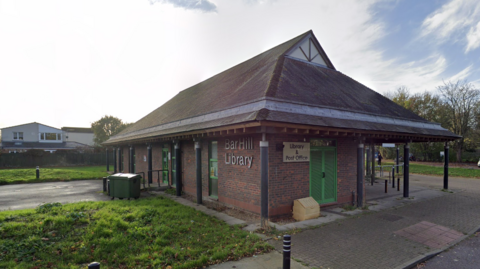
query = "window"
(39, 133, 61, 141)
(209, 141, 218, 197)
(13, 132, 23, 140)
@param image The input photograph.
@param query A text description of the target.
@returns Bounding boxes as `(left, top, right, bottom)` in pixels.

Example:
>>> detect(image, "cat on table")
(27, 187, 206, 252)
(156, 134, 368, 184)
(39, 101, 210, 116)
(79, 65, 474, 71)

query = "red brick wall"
(180, 136, 262, 214)
(127, 134, 360, 218)
(267, 135, 358, 217)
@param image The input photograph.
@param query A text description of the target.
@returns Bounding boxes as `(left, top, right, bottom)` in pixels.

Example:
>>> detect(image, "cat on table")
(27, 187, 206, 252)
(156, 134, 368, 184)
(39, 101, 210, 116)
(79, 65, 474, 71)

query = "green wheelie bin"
(107, 173, 141, 200)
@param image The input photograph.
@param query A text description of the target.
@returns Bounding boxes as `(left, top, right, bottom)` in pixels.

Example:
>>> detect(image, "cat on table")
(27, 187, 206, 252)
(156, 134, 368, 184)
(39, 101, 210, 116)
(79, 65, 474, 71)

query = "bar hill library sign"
(283, 142, 310, 162)
(225, 137, 254, 168)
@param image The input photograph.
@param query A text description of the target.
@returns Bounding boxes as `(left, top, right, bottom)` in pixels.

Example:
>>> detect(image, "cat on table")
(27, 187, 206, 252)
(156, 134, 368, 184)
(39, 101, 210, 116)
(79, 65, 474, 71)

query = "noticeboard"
(283, 142, 310, 162)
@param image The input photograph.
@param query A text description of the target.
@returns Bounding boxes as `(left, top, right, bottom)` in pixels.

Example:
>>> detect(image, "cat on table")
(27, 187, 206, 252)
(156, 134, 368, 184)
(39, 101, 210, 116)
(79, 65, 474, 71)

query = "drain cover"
(377, 214, 403, 222)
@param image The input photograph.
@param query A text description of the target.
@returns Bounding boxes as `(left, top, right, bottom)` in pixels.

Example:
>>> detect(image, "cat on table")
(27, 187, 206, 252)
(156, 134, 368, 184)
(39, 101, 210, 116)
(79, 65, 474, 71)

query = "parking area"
(0, 180, 111, 211)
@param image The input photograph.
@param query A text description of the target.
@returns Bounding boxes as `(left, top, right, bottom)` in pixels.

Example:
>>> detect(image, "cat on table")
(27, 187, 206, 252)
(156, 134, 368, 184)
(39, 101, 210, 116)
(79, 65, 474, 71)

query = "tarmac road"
(0, 180, 110, 211)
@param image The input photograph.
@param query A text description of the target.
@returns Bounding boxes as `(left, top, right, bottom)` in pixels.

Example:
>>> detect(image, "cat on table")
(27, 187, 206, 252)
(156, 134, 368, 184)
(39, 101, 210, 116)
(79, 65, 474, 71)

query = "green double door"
(310, 147, 337, 204)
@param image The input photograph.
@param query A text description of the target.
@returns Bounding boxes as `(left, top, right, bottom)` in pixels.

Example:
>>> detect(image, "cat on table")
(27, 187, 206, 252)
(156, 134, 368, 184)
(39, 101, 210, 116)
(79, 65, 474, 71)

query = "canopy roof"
(105, 30, 459, 145)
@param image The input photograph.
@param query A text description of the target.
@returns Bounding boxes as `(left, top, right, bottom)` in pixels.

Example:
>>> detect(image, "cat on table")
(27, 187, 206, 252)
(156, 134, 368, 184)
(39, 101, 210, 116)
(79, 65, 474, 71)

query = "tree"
(91, 116, 133, 146)
(438, 80, 480, 162)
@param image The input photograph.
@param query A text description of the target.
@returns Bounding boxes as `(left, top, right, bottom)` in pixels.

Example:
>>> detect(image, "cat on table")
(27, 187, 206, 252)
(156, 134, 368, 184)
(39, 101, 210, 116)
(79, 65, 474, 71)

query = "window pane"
(19, 132, 23, 140)
(57, 133, 61, 140)
(211, 141, 218, 159)
(41, 133, 45, 140)
(13, 132, 17, 139)
(45, 133, 57, 140)
(210, 161, 218, 177)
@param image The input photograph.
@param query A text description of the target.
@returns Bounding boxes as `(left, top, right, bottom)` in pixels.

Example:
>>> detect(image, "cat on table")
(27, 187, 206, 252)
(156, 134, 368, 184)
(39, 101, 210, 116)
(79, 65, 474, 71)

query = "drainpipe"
(357, 141, 364, 208)
(260, 132, 269, 228)
(113, 148, 117, 173)
(147, 144, 152, 184)
(117, 147, 122, 172)
(175, 142, 182, 196)
(195, 141, 202, 204)
(404, 143, 410, 198)
(129, 146, 134, 173)
(106, 148, 109, 172)
(371, 143, 375, 185)
(444, 142, 449, 190)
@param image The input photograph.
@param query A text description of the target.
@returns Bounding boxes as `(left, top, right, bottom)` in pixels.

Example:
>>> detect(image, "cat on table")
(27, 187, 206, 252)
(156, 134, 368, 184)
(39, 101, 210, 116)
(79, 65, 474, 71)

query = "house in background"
(0, 122, 94, 153)
(61, 127, 95, 146)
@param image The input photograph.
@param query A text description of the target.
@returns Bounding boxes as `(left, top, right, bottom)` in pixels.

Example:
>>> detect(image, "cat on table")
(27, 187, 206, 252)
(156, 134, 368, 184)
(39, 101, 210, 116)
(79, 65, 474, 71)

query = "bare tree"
(438, 80, 480, 162)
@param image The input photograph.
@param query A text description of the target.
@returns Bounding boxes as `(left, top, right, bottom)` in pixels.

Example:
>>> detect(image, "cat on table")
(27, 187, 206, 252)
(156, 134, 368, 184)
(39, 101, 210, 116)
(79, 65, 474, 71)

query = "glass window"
(57, 133, 62, 140)
(45, 133, 57, 140)
(209, 141, 218, 179)
(13, 132, 23, 140)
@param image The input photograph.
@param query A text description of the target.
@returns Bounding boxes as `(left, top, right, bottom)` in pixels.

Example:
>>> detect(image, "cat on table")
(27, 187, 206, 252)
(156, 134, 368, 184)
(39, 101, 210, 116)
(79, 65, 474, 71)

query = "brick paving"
(270, 176, 480, 269)
(394, 221, 463, 249)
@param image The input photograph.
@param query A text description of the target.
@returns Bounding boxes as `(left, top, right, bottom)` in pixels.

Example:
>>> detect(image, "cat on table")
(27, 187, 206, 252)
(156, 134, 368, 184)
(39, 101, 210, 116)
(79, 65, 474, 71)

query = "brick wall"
(267, 135, 359, 217)
(128, 133, 361, 218)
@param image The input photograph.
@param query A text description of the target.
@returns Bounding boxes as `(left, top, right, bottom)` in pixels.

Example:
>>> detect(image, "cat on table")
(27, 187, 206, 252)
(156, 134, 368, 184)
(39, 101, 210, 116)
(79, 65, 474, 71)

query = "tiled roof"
(105, 31, 459, 144)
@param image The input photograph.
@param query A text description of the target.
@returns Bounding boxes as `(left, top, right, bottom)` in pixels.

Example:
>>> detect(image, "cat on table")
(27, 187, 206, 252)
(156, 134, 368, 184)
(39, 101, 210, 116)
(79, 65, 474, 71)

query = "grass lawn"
(384, 162, 480, 178)
(0, 166, 109, 185)
(0, 196, 271, 269)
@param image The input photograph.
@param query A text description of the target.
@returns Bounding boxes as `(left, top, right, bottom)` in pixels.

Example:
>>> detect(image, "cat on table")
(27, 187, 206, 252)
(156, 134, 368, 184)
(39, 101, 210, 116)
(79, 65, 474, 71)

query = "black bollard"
(36, 166, 39, 179)
(392, 167, 395, 188)
(283, 234, 291, 269)
(385, 180, 388, 193)
(397, 178, 400, 192)
(88, 262, 100, 269)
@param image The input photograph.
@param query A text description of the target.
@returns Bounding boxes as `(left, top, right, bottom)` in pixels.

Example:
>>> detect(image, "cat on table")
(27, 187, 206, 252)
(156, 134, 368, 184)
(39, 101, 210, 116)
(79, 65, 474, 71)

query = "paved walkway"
(0, 180, 111, 211)
(265, 175, 480, 269)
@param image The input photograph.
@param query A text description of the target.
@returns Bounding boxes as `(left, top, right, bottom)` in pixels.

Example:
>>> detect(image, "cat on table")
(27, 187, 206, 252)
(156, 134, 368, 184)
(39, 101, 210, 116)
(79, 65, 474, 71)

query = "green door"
(310, 147, 337, 204)
(162, 149, 169, 184)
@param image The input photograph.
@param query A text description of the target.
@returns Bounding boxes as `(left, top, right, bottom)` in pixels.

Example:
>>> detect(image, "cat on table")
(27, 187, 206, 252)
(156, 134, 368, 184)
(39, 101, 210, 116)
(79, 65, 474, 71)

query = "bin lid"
(108, 173, 142, 180)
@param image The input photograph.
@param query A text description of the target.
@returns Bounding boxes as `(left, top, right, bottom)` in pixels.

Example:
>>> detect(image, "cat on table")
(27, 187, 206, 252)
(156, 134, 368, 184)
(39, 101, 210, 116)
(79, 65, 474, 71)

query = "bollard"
(397, 178, 400, 191)
(88, 262, 100, 269)
(103, 177, 107, 192)
(36, 166, 39, 179)
(384, 179, 388, 193)
(283, 234, 291, 269)
(392, 167, 395, 188)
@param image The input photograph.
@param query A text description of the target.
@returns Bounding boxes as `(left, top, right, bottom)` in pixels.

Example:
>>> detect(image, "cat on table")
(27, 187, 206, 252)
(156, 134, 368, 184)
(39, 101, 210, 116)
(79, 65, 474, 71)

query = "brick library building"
(104, 31, 458, 220)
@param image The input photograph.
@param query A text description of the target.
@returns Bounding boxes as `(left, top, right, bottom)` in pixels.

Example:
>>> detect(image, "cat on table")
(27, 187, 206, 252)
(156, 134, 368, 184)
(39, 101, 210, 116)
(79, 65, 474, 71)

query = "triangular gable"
(285, 31, 335, 70)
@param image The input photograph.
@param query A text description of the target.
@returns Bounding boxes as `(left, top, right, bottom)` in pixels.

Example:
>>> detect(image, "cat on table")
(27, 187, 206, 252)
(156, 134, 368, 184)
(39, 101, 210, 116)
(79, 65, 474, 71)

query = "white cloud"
(149, 0, 217, 12)
(466, 22, 480, 52)
(420, 0, 480, 53)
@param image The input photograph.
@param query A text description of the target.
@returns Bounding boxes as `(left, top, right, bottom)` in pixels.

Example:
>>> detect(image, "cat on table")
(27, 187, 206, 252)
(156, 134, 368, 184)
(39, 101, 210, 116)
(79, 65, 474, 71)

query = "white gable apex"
(286, 33, 331, 68)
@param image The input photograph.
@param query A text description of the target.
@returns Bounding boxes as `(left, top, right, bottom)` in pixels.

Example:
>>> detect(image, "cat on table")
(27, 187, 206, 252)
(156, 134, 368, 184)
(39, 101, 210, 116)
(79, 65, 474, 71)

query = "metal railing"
(135, 170, 170, 189)
(149, 169, 170, 188)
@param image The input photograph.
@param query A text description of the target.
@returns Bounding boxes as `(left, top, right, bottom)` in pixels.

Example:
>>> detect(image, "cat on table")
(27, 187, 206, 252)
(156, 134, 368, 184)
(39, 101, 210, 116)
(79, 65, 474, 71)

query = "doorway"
(310, 139, 337, 204)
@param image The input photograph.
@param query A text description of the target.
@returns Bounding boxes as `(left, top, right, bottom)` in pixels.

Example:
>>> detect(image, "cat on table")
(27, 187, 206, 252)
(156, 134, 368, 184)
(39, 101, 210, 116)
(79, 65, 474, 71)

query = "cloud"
(466, 22, 480, 52)
(149, 0, 217, 13)
(420, 0, 480, 53)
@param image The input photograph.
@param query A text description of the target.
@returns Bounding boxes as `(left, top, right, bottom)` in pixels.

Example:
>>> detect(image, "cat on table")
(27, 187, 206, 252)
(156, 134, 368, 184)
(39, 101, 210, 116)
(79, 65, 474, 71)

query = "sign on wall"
(225, 137, 254, 168)
(283, 142, 310, 162)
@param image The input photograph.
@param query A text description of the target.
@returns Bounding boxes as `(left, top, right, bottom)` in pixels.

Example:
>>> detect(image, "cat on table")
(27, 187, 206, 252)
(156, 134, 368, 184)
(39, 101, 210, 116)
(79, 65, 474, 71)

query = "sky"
(0, 0, 479, 130)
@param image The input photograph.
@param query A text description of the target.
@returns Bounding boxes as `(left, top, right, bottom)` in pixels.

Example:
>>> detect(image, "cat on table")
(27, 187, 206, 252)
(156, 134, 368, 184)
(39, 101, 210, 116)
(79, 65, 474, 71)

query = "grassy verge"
(0, 196, 271, 268)
(0, 166, 109, 185)
(384, 162, 480, 178)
